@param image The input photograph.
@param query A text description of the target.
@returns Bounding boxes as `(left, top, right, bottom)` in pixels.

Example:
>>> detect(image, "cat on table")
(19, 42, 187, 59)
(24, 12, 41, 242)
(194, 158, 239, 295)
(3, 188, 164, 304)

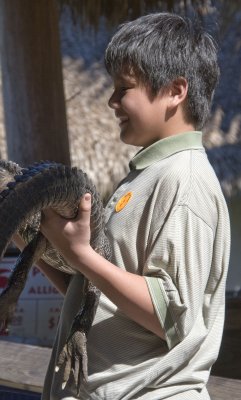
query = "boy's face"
(108, 73, 170, 148)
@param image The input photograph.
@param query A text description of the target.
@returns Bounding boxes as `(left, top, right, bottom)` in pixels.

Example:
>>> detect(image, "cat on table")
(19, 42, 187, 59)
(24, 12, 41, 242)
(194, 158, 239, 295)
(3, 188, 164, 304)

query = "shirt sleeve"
(144, 204, 214, 349)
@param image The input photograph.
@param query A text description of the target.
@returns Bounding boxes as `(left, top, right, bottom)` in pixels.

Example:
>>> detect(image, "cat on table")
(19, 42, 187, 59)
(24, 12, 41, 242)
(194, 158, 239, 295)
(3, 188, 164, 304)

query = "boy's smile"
(108, 74, 170, 148)
(117, 115, 129, 127)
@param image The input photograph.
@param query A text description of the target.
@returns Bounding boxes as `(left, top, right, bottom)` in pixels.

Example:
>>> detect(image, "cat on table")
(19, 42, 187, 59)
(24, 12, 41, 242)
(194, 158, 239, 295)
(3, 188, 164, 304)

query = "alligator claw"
(57, 329, 88, 393)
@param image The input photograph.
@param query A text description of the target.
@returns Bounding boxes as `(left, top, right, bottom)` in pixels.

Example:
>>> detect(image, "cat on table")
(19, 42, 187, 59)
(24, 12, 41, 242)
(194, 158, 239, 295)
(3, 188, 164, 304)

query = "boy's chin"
(120, 131, 131, 145)
(120, 131, 138, 146)
(120, 136, 136, 146)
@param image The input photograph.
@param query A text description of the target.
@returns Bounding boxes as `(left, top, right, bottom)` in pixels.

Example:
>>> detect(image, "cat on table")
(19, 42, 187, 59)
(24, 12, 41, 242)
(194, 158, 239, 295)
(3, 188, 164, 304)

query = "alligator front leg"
(0, 232, 46, 329)
(57, 282, 101, 394)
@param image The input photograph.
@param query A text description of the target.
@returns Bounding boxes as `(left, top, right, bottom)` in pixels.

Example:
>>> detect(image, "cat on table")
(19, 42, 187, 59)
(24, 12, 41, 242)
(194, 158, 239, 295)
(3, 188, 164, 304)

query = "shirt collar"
(129, 131, 203, 170)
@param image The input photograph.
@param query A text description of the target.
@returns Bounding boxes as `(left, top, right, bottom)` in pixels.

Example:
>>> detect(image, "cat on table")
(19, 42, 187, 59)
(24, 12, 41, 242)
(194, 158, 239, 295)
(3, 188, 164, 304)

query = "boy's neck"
(160, 121, 196, 140)
(157, 99, 197, 140)
(143, 120, 197, 149)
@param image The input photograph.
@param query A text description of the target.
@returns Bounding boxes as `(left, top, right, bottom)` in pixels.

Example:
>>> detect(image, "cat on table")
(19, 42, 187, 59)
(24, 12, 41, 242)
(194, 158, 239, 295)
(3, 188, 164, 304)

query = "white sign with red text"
(0, 257, 63, 346)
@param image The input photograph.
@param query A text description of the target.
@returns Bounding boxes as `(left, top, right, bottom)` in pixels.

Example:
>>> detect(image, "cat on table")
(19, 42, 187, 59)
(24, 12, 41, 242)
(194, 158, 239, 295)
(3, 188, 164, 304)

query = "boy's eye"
(120, 86, 129, 92)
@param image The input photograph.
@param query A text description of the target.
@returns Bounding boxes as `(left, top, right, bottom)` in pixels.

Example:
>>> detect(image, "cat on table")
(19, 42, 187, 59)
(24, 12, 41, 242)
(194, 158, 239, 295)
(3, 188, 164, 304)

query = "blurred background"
(0, 0, 240, 392)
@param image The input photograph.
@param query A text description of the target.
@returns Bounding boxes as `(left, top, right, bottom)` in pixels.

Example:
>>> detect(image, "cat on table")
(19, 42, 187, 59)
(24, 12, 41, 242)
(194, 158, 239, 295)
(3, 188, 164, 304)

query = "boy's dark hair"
(105, 12, 219, 129)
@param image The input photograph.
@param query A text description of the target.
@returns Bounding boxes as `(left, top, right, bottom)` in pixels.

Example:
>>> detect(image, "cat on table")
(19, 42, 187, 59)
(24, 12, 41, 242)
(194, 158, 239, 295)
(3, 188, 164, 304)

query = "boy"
(34, 12, 230, 399)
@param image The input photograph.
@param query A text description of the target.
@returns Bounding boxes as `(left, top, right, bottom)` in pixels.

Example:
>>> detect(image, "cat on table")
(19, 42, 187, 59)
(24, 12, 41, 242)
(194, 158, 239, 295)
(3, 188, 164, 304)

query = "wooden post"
(0, 0, 71, 166)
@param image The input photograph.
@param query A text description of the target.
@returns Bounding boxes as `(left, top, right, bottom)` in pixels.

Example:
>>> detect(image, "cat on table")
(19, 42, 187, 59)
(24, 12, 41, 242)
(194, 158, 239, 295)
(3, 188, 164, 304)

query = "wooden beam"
(0, 0, 71, 166)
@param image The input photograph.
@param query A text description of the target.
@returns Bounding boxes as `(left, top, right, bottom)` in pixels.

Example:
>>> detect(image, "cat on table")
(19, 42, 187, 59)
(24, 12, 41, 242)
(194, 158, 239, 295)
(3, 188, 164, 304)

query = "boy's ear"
(167, 77, 188, 109)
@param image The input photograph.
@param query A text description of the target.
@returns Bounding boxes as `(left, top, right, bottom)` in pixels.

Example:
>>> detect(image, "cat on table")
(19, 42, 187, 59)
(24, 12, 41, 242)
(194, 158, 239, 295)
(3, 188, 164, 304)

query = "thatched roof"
(58, 0, 241, 34)
(58, 0, 212, 29)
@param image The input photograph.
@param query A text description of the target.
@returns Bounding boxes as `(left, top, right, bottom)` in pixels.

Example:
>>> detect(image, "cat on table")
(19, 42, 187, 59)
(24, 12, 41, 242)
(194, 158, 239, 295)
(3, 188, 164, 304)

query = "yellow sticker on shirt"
(115, 191, 133, 212)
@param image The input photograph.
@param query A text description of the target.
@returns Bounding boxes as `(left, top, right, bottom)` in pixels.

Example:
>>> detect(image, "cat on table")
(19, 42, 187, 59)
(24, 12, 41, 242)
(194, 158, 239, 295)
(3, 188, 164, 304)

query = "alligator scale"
(0, 160, 111, 393)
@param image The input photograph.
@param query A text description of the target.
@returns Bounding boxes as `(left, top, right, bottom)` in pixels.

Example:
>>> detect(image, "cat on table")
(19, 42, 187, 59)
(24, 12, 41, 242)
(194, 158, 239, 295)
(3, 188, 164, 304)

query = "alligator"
(0, 159, 111, 394)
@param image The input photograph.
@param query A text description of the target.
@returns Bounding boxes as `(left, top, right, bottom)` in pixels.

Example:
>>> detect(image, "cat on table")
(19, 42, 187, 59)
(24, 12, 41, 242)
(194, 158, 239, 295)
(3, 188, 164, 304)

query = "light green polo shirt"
(42, 131, 230, 400)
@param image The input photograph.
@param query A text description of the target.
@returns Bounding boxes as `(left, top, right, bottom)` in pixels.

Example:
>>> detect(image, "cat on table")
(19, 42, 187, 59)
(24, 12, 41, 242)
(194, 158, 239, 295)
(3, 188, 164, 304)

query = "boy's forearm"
(68, 245, 166, 340)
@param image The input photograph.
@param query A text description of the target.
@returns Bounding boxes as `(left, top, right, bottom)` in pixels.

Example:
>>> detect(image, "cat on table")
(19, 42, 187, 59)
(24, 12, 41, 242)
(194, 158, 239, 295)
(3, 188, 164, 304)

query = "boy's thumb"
(78, 193, 92, 216)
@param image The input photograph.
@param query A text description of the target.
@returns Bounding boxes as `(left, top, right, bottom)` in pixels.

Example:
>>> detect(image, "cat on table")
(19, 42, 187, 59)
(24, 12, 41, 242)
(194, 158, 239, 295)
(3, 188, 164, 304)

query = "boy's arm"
(12, 233, 70, 296)
(41, 195, 166, 341)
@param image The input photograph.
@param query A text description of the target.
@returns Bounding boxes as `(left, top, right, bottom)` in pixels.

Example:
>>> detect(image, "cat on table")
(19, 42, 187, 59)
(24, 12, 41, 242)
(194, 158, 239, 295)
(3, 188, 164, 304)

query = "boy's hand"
(40, 194, 92, 262)
(42, 195, 166, 340)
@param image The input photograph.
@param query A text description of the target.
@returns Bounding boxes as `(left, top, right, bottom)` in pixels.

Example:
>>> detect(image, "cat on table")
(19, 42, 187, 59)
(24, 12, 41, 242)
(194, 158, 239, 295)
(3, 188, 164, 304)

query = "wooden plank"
(0, 340, 50, 393)
(0, 340, 241, 399)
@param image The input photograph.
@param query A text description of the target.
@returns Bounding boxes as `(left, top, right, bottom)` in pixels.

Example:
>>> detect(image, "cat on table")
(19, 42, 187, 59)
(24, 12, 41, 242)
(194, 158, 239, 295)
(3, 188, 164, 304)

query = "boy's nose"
(108, 91, 120, 110)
